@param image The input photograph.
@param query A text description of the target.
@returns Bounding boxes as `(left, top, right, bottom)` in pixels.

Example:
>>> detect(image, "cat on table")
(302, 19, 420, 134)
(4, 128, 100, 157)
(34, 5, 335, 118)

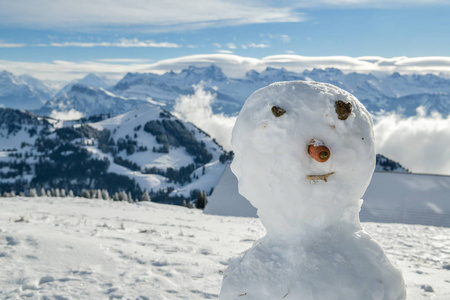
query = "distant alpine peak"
(0, 70, 14, 77)
(304, 67, 344, 76)
(0, 70, 21, 84)
(76, 73, 108, 88)
(69, 84, 98, 95)
(181, 64, 226, 81)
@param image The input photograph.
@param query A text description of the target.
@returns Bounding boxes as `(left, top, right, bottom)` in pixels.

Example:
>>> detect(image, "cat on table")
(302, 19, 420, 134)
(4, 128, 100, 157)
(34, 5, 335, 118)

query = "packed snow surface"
(0, 197, 449, 299)
(224, 81, 405, 299)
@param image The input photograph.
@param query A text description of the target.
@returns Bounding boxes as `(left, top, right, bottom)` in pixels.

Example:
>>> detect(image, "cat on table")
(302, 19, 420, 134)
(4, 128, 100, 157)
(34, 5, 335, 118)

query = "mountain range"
(1, 65, 450, 118)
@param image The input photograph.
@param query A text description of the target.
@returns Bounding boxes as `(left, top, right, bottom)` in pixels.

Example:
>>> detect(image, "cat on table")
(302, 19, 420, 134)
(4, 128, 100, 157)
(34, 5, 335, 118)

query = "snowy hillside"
(111, 65, 450, 116)
(88, 105, 229, 199)
(0, 106, 230, 203)
(1, 196, 449, 299)
(37, 84, 150, 119)
(0, 71, 52, 110)
(0, 108, 51, 151)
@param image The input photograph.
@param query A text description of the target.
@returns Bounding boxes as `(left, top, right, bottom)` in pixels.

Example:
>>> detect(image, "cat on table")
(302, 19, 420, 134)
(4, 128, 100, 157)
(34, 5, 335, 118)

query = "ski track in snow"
(1, 196, 449, 299)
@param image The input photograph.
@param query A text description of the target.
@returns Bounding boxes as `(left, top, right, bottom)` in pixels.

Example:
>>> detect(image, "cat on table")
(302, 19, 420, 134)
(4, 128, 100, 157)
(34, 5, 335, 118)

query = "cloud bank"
(3, 54, 450, 87)
(173, 84, 236, 151)
(48, 38, 180, 48)
(175, 89, 450, 175)
(374, 108, 450, 176)
(50, 109, 84, 121)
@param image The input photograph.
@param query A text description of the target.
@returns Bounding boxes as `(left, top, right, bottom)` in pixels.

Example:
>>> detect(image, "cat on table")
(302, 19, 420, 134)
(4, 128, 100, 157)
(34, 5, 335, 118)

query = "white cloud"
(212, 43, 222, 48)
(50, 109, 84, 121)
(173, 84, 236, 151)
(281, 34, 291, 43)
(97, 58, 152, 63)
(216, 50, 234, 54)
(0, 42, 26, 48)
(374, 107, 450, 175)
(247, 43, 270, 48)
(0, 0, 303, 32)
(48, 38, 180, 48)
(226, 43, 237, 49)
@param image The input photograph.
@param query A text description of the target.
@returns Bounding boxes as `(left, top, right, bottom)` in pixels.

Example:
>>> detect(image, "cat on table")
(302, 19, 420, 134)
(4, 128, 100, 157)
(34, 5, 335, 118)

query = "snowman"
(220, 81, 406, 300)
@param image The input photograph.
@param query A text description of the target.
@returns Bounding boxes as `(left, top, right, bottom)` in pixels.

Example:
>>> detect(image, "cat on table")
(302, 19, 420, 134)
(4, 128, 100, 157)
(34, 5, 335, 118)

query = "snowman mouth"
(306, 172, 335, 182)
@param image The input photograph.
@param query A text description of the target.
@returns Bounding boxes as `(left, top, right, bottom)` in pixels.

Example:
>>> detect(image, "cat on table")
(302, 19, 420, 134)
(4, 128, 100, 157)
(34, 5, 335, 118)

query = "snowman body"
(220, 81, 406, 300)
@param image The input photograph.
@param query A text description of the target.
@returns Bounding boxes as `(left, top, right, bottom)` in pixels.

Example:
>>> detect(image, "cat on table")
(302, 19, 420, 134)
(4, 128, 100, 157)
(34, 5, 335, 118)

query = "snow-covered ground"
(1, 196, 449, 299)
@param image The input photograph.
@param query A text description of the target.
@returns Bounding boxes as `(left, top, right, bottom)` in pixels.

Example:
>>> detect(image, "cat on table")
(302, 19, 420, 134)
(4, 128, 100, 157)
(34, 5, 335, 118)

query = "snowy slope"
(360, 172, 450, 226)
(0, 108, 51, 150)
(205, 166, 450, 227)
(1, 196, 449, 299)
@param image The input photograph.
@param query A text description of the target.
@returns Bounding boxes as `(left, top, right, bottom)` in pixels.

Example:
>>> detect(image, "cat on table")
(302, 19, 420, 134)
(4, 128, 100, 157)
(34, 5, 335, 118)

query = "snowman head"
(231, 81, 375, 235)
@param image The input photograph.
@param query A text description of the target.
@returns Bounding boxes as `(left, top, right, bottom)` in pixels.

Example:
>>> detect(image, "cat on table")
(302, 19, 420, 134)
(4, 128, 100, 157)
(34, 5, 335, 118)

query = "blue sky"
(1, 1, 449, 62)
(1, 1, 450, 83)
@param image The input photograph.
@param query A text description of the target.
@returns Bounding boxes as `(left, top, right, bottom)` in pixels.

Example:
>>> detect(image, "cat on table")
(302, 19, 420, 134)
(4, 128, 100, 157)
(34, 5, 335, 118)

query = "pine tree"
(81, 189, 91, 198)
(102, 189, 110, 200)
(46, 190, 52, 197)
(29, 188, 38, 197)
(141, 190, 151, 202)
(61, 189, 67, 197)
(68, 190, 74, 198)
(196, 191, 208, 209)
(113, 192, 120, 201)
(119, 191, 128, 202)
(55, 188, 61, 198)
(40, 188, 46, 197)
(128, 192, 134, 203)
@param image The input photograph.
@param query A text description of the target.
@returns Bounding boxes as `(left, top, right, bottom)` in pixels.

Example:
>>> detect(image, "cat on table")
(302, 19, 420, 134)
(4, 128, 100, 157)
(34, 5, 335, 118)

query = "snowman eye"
(272, 106, 286, 117)
(335, 100, 352, 120)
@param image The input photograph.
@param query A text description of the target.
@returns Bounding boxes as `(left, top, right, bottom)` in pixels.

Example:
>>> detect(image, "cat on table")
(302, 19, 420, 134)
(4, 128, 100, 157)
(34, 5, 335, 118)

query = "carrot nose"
(308, 143, 330, 163)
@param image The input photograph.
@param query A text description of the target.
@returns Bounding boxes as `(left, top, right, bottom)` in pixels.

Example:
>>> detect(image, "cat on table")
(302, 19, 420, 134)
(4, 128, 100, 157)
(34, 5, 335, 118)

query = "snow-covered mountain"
(54, 73, 110, 98)
(0, 105, 231, 204)
(111, 65, 450, 117)
(375, 154, 409, 172)
(18, 74, 56, 97)
(0, 71, 53, 110)
(36, 84, 150, 118)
